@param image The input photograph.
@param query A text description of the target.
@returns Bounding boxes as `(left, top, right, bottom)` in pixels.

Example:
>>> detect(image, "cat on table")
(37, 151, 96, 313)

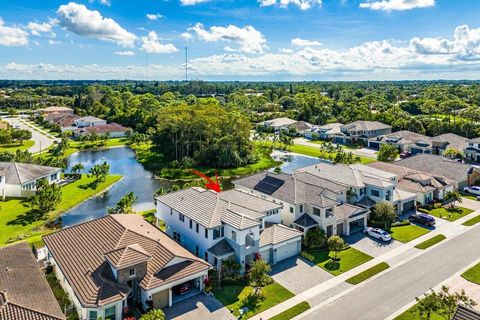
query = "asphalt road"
(2, 116, 57, 153)
(300, 224, 480, 320)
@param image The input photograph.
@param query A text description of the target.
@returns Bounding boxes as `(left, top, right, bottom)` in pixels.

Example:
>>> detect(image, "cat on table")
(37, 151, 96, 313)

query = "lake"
(60, 147, 321, 227)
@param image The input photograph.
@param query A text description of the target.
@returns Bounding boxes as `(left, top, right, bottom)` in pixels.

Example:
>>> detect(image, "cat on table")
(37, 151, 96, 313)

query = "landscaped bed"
(269, 301, 311, 320)
(389, 224, 430, 243)
(214, 282, 294, 319)
(414, 234, 446, 250)
(462, 215, 480, 226)
(426, 206, 474, 222)
(345, 262, 390, 285)
(394, 303, 443, 320)
(0, 174, 121, 246)
(306, 247, 374, 276)
(462, 262, 480, 285)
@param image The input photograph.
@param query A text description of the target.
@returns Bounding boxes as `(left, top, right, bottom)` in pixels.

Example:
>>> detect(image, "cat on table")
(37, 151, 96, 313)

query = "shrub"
(301, 251, 315, 262)
(418, 208, 430, 214)
(391, 220, 411, 227)
(433, 202, 443, 209)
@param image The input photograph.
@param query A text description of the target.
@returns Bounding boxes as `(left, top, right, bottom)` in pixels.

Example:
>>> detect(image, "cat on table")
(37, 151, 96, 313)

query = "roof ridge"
(5, 301, 65, 320)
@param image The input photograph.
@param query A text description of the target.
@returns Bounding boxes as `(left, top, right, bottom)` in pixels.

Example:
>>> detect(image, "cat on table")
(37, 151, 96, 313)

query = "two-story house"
(465, 137, 480, 163)
(368, 130, 432, 155)
(155, 188, 302, 271)
(305, 123, 343, 140)
(334, 121, 392, 145)
(43, 214, 210, 320)
(296, 163, 417, 216)
(233, 171, 370, 237)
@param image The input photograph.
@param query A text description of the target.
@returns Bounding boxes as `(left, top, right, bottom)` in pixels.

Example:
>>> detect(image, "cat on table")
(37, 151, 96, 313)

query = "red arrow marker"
(191, 170, 222, 192)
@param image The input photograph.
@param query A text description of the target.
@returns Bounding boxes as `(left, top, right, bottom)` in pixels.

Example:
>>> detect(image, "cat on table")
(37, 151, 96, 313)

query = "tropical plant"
(303, 228, 327, 249)
(88, 161, 110, 185)
(377, 144, 399, 162)
(444, 191, 462, 209)
(327, 236, 344, 260)
(372, 201, 397, 230)
(70, 163, 85, 175)
(28, 178, 62, 217)
(248, 259, 272, 292)
(108, 192, 137, 214)
(140, 309, 165, 320)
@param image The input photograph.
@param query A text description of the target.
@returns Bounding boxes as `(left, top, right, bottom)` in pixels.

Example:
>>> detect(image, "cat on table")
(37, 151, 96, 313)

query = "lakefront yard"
(0, 174, 121, 246)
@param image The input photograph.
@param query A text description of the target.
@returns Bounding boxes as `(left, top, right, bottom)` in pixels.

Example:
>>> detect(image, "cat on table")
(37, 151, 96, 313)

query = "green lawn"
(0, 174, 121, 246)
(414, 234, 446, 250)
(288, 144, 376, 164)
(462, 262, 480, 285)
(389, 225, 430, 243)
(214, 282, 294, 318)
(269, 301, 311, 320)
(307, 247, 374, 276)
(394, 303, 443, 320)
(345, 262, 390, 285)
(140, 209, 166, 231)
(427, 206, 474, 222)
(0, 140, 34, 152)
(462, 215, 480, 226)
(307, 140, 358, 150)
(460, 192, 477, 201)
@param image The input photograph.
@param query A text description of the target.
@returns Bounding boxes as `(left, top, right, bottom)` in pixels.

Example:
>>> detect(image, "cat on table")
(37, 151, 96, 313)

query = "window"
(104, 306, 116, 320)
(213, 227, 224, 240)
(89, 310, 97, 320)
(326, 208, 334, 218)
(189, 219, 193, 229)
(385, 190, 391, 201)
(214, 257, 218, 266)
(290, 207, 294, 213)
(370, 189, 380, 197)
(204, 252, 209, 262)
(205, 228, 209, 239)
(196, 223, 199, 233)
(170, 208, 173, 215)
(179, 213, 185, 222)
(173, 231, 181, 243)
(300, 205, 303, 212)
(195, 245, 199, 256)
(129, 268, 136, 277)
(231, 230, 237, 241)
(313, 207, 321, 216)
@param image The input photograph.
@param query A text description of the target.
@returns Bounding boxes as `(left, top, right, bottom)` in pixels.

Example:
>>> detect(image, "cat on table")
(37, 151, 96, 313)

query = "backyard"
(213, 282, 294, 318)
(389, 224, 430, 243)
(0, 174, 121, 246)
(306, 247, 374, 276)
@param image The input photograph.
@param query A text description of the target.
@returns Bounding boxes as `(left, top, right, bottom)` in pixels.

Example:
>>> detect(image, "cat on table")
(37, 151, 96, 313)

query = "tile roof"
(316, 123, 343, 135)
(290, 121, 314, 131)
(452, 305, 480, 320)
(0, 242, 65, 320)
(207, 239, 235, 257)
(342, 121, 392, 132)
(43, 214, 209, 308)
(104, 244, 152, 269)
(75, 116, 105, 123)
(334, 203, 369, 221)
(75, 123, 131, 134)
(431, 133, 468, 151)
(294, 214, 318, 228)
(156, 188, 281, 229)
(371, 130, 432, 146)
(259, 224, 302, 247)
(262, 117, 298, 128)
(0, 162, 61, 185)
(396, 154, 474, 183)
(42, 106, 73, 112)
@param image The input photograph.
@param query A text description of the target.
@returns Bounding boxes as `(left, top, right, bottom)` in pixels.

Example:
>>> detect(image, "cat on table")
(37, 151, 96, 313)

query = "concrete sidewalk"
(251, 208, 480, 320)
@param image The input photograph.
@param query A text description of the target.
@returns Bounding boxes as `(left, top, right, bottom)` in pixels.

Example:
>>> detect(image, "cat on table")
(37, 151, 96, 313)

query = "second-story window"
(300, 205, 303, 212)
(196, 223, 199, 233)
(326, 208, 334, 218)
(179, 213, 185, 222)
(189, 219, 193, 229)
(371, 189, 380, 197)
(231, 230, 237, 241)
(213, 227, 224, 240)
(129, 268, 136, 277)
(205, 228, 209, 239)
(313, 207, 321, 216)
(290, 207, 294, 213)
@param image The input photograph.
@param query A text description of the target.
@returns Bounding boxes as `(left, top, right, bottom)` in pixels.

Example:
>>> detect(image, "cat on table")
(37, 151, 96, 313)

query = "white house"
(74, 116, 107, 128)
(233, 171, 370, 237)
(257, 117, 298, 132)
(43, 214, 210, 320)
(155, 188, 303, 272)
(0, 162, 61, 200)
(335, 121, 392, 145)
(73, 123, 132, 138)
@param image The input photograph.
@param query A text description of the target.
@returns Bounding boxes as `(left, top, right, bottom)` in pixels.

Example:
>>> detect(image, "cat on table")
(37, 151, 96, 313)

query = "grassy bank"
(132, 142, 280, 180)
(38, 137, 129, 160)
(0, 174, 121, 246)
(0, 140, 34, 152)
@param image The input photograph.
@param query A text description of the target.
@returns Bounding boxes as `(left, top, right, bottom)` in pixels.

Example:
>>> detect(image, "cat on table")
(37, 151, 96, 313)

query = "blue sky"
(1, 0, 480, 80)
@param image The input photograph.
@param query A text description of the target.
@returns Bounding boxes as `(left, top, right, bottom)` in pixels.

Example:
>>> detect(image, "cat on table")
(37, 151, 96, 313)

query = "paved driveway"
(461, 197, 480, 211)
(271, 257, 334, 294)
(2, 116, 57, 154)
(346, 232, 403, 258)
(163, 294, 234, 320)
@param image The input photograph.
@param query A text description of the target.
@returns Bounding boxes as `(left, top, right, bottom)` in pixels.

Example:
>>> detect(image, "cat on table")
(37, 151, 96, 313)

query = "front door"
(326, 225, 333, 237)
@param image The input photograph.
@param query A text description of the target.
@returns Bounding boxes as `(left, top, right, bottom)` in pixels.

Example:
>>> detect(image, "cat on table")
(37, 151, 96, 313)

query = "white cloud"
(48, 39, 62, 45)
(291, 38, 322, 46)
(180, 0, 210, 5)
(140, 31, 178, 53)
(114, 50, 135, 55)
(0, 17, 29, 46)
(279, 48, 294, 53)
(89, 0, 111, 6)
(28, 18, 58, 37)
(259, 0, 322, 10)
(181, 32, 192, 40)
(360, 0, 435, 11)
(56, 2, 136, 47)
(146, 13, 164, 20)
(189, 23, 266, 54)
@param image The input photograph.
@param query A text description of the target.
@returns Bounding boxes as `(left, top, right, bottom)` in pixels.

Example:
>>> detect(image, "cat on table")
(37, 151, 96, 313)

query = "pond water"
(61, 147, 167, 227)
(60, 147, 323, 228)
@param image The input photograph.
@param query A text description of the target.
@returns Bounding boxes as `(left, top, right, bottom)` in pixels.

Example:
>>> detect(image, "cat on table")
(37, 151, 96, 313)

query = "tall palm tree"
(71, 163, 85, 175)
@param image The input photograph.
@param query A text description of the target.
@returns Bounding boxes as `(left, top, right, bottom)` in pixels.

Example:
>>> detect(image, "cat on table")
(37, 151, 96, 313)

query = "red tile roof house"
(0, 242, 65, 320)
(43, 214, 210, 320)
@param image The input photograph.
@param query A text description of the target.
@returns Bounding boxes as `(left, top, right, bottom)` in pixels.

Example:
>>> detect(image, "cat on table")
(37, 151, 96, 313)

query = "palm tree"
(70, 163, 85, 175)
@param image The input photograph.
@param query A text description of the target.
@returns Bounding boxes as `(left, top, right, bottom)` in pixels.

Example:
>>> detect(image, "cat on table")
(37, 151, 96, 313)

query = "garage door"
(411, 148, 423, 156)
(403, 200, 415, 213)
(260, 248, 271, 263)
(334, 137, 344, 144)
(152, 289, 169, 309)
(369, 142, 380, 150)
(336, 223, 344, 236)
(275, 241, 300, 263)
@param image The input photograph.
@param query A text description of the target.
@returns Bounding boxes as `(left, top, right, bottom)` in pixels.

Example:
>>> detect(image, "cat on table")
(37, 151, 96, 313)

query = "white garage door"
(260, 248, 271, 263)
(276, 241, 300, 263)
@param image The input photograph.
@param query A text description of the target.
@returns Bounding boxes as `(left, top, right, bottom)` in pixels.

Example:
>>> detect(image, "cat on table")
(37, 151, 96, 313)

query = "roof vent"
(4, 267, 8, 272)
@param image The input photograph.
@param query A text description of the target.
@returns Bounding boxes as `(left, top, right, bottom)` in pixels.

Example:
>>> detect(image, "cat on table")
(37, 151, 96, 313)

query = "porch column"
(346, 221, 350, 236)
(168, 288, 172, 307)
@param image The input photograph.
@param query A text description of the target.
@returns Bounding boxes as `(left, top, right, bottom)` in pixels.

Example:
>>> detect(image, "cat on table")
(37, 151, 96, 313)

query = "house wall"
(75, 119, 107, 128)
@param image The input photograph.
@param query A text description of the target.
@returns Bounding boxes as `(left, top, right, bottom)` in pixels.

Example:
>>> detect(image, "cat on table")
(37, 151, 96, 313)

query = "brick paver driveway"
(346, 232, 403, 258)
(271, 256, 334, 294)
(163, 294, 234, 320)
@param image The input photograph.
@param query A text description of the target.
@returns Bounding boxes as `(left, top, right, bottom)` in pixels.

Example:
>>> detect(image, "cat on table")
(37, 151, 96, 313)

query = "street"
(2, 116, 57, 154)
(299, 224, 480, 320)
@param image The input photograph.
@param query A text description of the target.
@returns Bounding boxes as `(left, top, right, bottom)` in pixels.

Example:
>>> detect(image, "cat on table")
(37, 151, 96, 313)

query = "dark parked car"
(409, 213, 435, 226)
(400, 151, 411, 158)
(174, 282, 192, 295)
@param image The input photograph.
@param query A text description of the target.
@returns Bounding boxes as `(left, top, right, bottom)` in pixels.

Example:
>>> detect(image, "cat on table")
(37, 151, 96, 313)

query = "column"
(168, 288, 172, 307)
